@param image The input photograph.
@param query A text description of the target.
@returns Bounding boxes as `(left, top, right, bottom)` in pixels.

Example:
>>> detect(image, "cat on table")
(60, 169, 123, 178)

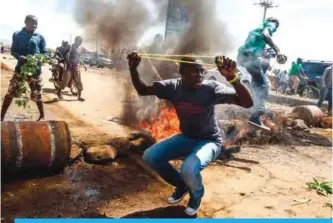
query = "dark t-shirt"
(11, 28, 46, 75)
(153, 78, 236, 147)
(67, 44, 80, 68)
(55, 46, 70, 60)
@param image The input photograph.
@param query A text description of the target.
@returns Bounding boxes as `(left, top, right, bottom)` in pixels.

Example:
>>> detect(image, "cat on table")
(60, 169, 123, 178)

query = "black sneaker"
(167, 186, 189, 204)
(248, 116, 270, 131)
(185, 196, 202, 216)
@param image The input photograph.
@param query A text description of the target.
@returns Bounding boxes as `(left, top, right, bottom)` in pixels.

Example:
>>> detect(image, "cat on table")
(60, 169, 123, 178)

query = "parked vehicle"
(302, 60, 332, 89)
(89, 54, 113, 68)
(276, 72, 320, 99)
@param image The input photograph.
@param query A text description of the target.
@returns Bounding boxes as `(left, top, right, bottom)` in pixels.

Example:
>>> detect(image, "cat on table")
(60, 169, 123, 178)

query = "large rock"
(291, 119, 308, 130)
(70, 144, 83, 162)
(85, 145, 118, 163)
(291, 105, 323, 127)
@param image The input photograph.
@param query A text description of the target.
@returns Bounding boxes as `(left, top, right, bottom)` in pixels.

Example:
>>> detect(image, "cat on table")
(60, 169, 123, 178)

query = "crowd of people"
(272, 59, 332, 115)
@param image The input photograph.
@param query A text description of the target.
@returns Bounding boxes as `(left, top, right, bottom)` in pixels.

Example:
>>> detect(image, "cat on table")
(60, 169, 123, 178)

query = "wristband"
(228, 73, 240, 84)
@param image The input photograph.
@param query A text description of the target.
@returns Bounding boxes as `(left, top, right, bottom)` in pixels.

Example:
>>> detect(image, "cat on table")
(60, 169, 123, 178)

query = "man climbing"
(237, 17, 287, 131)
(57, 36, 86, 101)
(1, 15, 46, 121)
(127, 52, 253, 216)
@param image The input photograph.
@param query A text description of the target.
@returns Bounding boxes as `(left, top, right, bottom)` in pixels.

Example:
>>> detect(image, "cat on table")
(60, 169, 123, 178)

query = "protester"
(288, 58, 306, 94)
(127, 52, 253, 216)
(0, 42, 4, 54)
(279, 70, 289, 94)
(317, 65, 332, 114)
(237, 17, 287, 131)
(1, 15, 46, 121)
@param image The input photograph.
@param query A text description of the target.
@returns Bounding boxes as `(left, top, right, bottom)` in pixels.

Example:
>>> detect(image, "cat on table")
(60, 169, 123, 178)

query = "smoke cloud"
(173, 0, 232, 55)
(73, 0, 235, 126)
(74, 0, 158, 50)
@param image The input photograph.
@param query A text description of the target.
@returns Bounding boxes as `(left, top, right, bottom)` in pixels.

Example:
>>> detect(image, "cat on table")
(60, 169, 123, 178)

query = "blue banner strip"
(14, 219, 333, 223)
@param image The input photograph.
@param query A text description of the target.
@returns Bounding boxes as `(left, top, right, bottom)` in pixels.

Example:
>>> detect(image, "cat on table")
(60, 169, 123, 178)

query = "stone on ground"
(85, 145, 118, 163)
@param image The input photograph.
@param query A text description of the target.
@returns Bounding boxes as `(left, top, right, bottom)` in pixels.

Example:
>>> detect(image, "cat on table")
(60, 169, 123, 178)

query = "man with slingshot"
(127, 52, 253, 216)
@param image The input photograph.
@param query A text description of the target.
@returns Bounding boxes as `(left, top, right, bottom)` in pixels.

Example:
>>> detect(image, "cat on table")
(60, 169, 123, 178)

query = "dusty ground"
(1, 55, 332, 220)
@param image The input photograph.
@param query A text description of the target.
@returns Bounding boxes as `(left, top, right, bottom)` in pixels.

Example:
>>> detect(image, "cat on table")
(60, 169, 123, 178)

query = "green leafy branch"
(15, 54, 50, 109)
(306, 178, 332, 196)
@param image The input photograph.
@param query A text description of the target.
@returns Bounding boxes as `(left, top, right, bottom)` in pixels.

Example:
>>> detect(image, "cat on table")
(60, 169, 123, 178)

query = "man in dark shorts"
(1, 15, 46, 121)
(127, 52, 253, 216)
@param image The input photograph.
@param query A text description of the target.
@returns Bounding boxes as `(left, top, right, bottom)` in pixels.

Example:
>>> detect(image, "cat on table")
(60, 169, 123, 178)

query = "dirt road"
(1, 56, 332, 220)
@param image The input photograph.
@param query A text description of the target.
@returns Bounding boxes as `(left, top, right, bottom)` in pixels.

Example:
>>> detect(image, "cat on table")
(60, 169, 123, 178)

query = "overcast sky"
(0, 0, 332, 69)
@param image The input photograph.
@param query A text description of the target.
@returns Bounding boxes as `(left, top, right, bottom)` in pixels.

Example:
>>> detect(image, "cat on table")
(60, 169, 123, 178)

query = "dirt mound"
(223, 118, 332, 147)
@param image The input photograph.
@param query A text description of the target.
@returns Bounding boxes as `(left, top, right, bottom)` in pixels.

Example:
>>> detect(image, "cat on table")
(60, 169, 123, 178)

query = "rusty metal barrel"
(292, 105, 323, 127)
(1, 121, 71, 174)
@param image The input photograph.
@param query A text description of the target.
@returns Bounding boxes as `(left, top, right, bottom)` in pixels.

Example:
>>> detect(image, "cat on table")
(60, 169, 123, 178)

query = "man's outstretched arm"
(128, 52, 156, 96)
(263, 29, 280, 54)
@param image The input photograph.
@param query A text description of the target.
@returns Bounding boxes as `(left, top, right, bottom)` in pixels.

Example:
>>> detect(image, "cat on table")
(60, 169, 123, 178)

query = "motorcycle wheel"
(301, 86, 320, 99)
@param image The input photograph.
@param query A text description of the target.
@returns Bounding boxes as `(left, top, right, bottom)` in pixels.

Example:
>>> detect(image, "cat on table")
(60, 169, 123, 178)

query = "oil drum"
(1, 121, 71, 174)
(292, 105, 323, 127)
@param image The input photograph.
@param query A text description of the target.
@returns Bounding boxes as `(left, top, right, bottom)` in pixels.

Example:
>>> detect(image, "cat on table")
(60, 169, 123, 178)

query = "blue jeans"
(250, 82, 269, 119)
(143, 134, 221, 199)
(237, 52, 269, 119)
(318, 87, 332, 111)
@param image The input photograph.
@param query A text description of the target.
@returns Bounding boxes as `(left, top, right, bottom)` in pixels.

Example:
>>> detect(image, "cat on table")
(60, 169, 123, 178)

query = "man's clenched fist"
(127, 52, 141, 70)
(215, 56, 237, 81)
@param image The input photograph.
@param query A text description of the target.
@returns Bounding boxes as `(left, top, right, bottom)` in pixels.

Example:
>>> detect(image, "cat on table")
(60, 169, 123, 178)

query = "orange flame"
(138, 106, 180, 142)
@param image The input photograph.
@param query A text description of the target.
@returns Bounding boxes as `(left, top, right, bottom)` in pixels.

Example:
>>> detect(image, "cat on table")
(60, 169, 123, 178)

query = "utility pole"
(254, 0, 279, 22)
(164, 0, 171, 43)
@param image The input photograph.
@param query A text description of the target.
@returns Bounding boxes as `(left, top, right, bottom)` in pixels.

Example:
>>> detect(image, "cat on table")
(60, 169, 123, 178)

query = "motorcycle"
(49, 58, 79, 96)
(277, 73, 320, 99)
(295, 75, 320, 99)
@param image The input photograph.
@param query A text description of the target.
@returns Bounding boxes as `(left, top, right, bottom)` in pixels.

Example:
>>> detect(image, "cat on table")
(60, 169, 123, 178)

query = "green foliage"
(15, 54, 50, 109)
(47, 48, 55, 53)
(306, 178, 332, 197)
